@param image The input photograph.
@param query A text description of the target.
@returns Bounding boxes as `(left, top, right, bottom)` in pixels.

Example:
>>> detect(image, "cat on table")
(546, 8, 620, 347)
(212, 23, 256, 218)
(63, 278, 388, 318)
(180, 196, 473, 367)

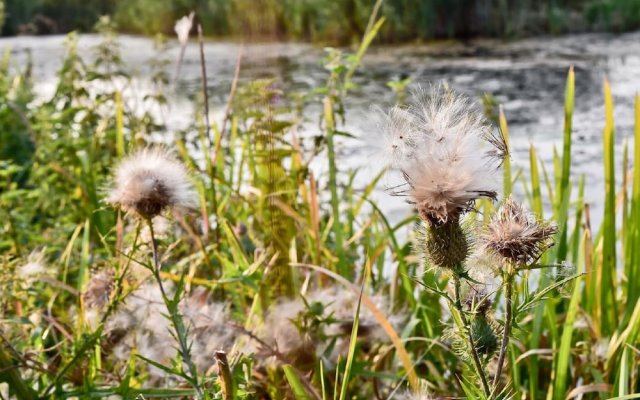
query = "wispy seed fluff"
(245, 286, 404, 368)
(106, 148, 197, 219)
(483, 196, 558, 265)
(104, 283, 235, 380)
(17, 248, 50, 281)
(382, 85, 506, 226)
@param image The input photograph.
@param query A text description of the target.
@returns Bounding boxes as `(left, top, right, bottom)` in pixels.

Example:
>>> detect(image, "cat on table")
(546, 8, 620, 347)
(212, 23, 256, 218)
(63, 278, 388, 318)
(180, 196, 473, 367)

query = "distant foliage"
(3, 0, 640, 41)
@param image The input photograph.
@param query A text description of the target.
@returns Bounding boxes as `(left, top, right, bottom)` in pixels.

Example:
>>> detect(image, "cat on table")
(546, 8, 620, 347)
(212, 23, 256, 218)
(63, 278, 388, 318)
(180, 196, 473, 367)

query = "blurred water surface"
(2, 32, 640, 226)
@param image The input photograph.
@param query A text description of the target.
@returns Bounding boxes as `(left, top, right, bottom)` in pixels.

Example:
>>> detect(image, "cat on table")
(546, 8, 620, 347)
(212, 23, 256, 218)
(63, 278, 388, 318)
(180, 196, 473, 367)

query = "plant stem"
(493, 271, 514, 388)
(453, 275, 491, 396)
(323, 96, 346, 274)
(215, 351, 234, 400)
(147, 219, 204, 400)
(197, 23, 220, 247)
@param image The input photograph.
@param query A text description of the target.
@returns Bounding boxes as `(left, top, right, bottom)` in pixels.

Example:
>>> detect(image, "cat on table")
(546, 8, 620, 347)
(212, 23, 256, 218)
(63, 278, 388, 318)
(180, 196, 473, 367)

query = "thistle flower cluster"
(106, 148, 197, 219)
(379, 85, 558, 393)
(381, 86, 508, 276)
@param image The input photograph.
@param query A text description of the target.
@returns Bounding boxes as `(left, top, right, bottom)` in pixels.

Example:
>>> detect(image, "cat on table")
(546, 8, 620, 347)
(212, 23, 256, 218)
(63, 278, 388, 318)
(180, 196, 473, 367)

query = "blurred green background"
(0, 0, 639, 43)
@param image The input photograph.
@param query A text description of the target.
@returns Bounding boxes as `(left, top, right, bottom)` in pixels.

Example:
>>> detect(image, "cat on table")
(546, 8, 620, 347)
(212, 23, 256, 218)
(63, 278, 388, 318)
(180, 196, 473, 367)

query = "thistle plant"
(379, 85, 558, 397)
(482, 195, 557, 387)
(106, 147, 204, 397)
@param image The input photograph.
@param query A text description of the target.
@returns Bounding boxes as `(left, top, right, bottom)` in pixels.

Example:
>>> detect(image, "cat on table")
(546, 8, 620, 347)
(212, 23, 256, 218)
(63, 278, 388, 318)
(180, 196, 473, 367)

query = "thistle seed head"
(374, 104, 419, 167)
(246, 286, 404, 367)
(484, 196, 558, 265)
(382, 85, 504, 224)
(106, 148, 197, 219)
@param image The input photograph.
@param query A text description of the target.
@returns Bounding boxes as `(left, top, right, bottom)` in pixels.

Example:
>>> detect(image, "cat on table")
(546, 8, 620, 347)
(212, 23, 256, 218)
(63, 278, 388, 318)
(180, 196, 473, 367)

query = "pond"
(2, 32, 640, 227)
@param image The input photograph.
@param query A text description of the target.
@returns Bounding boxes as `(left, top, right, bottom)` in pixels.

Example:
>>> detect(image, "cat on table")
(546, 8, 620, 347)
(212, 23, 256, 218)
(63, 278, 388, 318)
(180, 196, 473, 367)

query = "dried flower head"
(382, 85, 505, 225)
(484, 196, 558, 265)
(174, 12, 194, 46)
(106, 148, 197, 219)
(83, 269, 115, 309)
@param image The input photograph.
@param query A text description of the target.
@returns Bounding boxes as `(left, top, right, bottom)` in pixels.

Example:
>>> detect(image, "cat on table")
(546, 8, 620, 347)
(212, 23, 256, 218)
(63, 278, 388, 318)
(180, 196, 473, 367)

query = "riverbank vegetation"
(1, 10, 640, 400)
(2, 0, 640, 43)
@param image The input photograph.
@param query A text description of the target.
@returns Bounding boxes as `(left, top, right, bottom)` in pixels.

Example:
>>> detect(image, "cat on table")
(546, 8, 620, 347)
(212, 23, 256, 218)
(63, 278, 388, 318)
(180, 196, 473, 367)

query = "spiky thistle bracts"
(483, 196, 558, 265)
(382, 85, 505, 225)
(106, 148, 197, 219)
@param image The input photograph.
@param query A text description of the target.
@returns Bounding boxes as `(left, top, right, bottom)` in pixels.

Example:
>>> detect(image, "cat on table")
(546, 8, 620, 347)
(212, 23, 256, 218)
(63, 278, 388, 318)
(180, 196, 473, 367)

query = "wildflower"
(383, 85, 505, 226)
(483, 196, 557, 265)
(174, 12, 194, 46)
(106, 148, 197, 219)
(444, 315, 500, 361)
(83, 269, 114, 309)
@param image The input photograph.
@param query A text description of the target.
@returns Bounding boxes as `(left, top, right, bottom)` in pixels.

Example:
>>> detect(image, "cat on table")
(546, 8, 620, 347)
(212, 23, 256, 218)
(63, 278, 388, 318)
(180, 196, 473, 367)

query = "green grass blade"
(115, 90, 125, 156)
(338, 263, 368, 400)
(560, 66, 575, 198)
(626, 95, 640, 309)
(552, 230, 585, 399)
(324, 96, 346, 274)
(601, 79, 618, 333)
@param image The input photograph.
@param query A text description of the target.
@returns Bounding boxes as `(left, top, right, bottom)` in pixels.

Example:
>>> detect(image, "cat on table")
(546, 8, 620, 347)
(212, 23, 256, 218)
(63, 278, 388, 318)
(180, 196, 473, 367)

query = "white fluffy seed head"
(106, 148, 197, 219)
(174, 12, 194, 45)
(381, 84, 505, 225)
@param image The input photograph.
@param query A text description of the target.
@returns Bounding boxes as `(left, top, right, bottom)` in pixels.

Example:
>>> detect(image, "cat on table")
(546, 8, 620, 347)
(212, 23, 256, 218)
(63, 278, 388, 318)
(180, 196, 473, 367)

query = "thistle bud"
(470, 317, 499, 356)
(421, 220, 470, 271)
